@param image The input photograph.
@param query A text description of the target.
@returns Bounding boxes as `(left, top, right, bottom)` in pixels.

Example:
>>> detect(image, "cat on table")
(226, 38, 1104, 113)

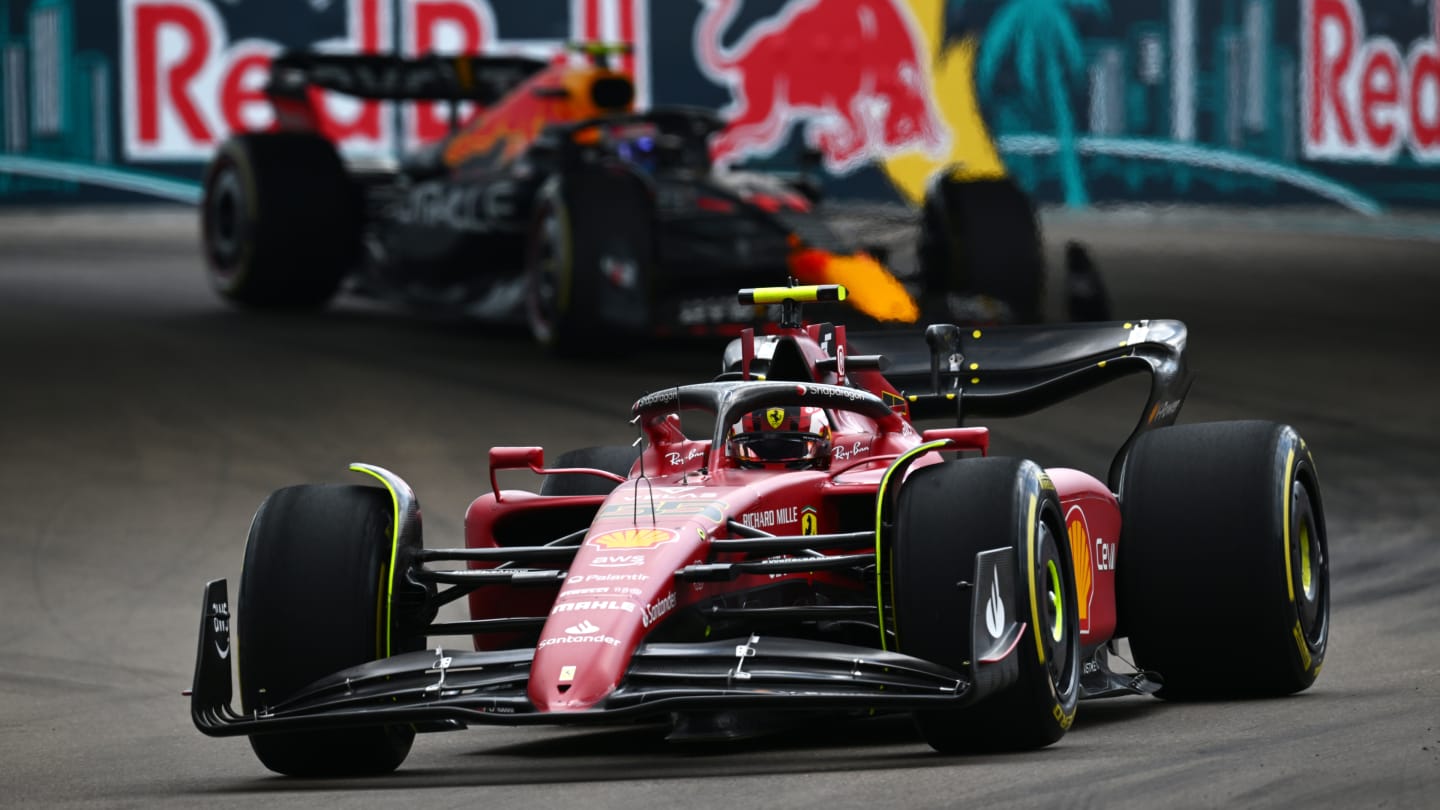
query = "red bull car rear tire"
(892, 457, 1080, 752)
(524, 168, 654, 356)
(1117, 421, 1330, 699)
(237, 484, 418, 776)
(918, 175, 1046, 324)
(201, 133, 362, 309)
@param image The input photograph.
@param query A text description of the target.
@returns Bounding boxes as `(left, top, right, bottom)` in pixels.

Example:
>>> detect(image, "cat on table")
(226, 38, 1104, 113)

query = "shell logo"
(1066, 506, 1094, 636)
(589, 528, 677, 550)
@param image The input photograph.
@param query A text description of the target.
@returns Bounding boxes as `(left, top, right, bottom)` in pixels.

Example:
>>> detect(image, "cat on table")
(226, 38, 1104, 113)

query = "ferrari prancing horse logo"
(766, 408, 786, 428)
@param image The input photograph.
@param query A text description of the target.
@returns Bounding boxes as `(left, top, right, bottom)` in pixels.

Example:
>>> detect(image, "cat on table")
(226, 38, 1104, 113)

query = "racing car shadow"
(204, 704, 1173, 795)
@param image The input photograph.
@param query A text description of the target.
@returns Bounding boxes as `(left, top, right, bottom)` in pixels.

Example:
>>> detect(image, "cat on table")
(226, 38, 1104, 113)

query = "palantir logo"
(694, 0, 947, 172)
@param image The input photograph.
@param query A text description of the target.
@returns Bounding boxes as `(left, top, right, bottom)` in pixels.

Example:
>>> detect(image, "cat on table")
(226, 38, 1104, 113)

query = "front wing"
(190, 576, 1025, 736)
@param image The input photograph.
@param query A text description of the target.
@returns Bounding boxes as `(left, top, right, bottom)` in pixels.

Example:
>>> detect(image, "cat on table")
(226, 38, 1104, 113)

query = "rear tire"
(892, 458, 1080, 753)
(538, 445, 640, 496)
(918, 175, 1045, 323)
(1118, 421, 1329, 699)
(202, 133, 361, 309)
(238, 484, 416, 776)
(525, 167, 653, 355)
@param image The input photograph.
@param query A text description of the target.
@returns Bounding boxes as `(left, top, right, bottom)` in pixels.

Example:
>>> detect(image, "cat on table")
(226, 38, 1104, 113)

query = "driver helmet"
(726, 406, 832, 469)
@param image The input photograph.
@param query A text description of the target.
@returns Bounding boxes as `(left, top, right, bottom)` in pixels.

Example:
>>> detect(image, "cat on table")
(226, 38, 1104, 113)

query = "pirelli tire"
(525, 166, 654, 356)
(1118, 421, 1330, 699)
(538, 445, 641, 496)
(201, 132, 361, 309)
(892, 457, 1080, 753)
(918, 174, 1046, 324)
(238, 484, 422, 776)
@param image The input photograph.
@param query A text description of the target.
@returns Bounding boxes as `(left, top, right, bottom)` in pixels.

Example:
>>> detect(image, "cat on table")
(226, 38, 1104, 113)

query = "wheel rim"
(1045, 557, 1064, 643)
(204, 166, 245, 277)
(1290, 478, 1327, 645)
(1034, 521, 1076, 692)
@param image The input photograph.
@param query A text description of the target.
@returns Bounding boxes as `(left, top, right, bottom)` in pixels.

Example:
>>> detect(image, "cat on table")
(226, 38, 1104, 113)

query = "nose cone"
(526, 524, 702, 712)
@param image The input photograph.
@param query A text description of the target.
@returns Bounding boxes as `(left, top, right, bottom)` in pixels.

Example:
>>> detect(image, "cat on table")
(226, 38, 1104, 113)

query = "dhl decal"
(589, 528, 677, 550)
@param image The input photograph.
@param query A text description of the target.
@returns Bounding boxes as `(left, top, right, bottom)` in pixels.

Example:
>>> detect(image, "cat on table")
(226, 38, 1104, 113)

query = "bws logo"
(1302, 0, 1440, 162)
(589, 528, 676, 550)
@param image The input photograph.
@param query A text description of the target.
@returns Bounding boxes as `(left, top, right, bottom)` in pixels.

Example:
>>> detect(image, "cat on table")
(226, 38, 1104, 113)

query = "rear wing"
(265, 51, 549, 103)
(850, 319, 1193, 489)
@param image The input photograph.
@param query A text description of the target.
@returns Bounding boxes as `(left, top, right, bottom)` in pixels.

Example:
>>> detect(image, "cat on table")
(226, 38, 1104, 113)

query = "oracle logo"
(1302, 0, 1440, 163)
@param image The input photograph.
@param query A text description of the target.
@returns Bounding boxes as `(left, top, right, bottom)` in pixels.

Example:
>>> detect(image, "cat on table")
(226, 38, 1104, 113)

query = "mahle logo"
(589, 528, 676, 550)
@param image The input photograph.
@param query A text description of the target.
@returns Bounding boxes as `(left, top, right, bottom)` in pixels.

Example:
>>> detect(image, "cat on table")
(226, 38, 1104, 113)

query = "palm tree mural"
(973, 0, 1108, 207)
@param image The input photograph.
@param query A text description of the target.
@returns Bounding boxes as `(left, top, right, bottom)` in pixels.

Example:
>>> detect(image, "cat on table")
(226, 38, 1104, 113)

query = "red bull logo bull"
(695, 0, 948, 172)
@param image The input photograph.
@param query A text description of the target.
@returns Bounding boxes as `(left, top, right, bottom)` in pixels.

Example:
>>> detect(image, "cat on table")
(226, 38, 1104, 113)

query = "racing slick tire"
(525, 167, 654, 356)
(918, 174, 1045, 324)
(892, 457, 1080, 752)
(539, 445, 641, 496)
(238, 484, 420, 776)
(1117, 421, 1329, 699)
(201, 132, 361, 309)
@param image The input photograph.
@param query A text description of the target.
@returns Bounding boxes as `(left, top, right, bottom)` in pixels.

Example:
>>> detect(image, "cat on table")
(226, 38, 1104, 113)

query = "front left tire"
(238, 484, 417, 776)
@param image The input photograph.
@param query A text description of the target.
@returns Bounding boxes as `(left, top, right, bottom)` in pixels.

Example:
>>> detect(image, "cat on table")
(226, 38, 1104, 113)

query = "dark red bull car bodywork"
(201, 49, 922, 348)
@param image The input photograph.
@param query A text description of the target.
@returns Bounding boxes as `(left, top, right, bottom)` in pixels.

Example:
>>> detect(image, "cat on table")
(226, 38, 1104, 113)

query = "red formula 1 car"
(189, 285, 1329, 775)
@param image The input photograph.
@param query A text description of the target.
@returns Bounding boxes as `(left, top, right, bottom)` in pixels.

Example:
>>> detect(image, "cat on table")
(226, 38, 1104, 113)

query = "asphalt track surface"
(1, 207, 1437, 809)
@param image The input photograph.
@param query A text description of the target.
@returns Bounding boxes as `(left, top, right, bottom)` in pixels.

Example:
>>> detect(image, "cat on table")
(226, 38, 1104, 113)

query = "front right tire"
(892, 457, 1080, 753)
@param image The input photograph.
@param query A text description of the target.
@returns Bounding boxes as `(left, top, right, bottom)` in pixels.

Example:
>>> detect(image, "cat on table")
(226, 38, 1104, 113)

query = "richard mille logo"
(985, 576, 1004, 639)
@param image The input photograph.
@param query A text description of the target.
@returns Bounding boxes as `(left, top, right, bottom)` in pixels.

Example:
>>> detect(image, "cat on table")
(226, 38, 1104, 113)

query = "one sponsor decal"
(558, 665, 576, 682)
(563, 585, 642, 597)
(800, 505, 818, 536)
(984, 575, 1005, 639)
(1067, 506, 1095, 636)
(1147, 399, 1183, 424)
(740, 506, 798, 529)
(766, 407, 786, 428)
(696, 0, 946, 173)
(589, 554, 646, 568)
(568, 572, 649, 584)
(551, 600, 635, 615)
(540, 620, 621, 648)
(831, 440, 871, 461)
(589, 527, 676, 550)
(1302, 0, 1440, 163)
(640, 591, 677, 628)
(210, 600, 230, 659)
(665, 446, 705, 467)
(118, 0, 647, 160)
(596, 500, 726, 523)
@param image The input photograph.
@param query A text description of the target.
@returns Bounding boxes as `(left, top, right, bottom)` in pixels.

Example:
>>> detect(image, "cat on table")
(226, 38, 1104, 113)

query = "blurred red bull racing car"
(201, 43, 1086, 353)
(189, 284, 1329, 775)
